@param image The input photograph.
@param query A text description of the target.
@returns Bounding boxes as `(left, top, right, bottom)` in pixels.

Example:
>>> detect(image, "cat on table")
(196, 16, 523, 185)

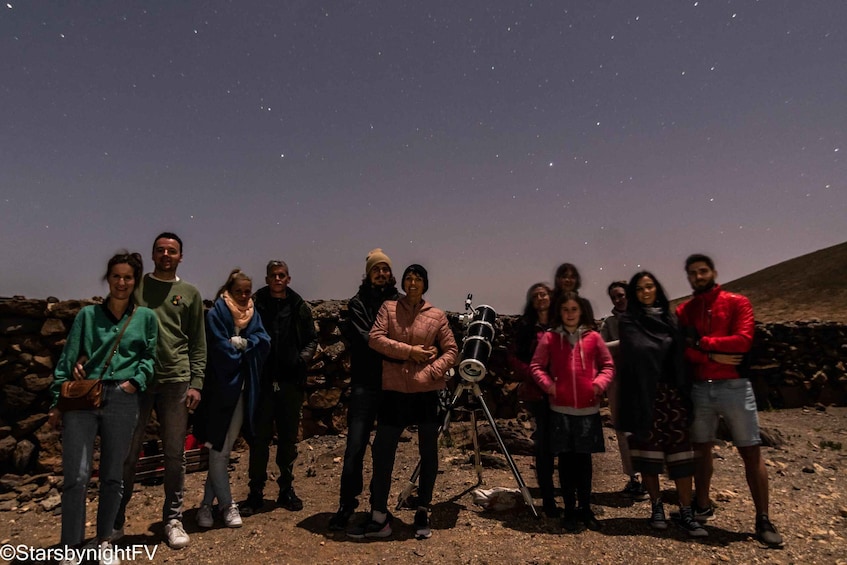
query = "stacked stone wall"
(1, 296, 845, 482)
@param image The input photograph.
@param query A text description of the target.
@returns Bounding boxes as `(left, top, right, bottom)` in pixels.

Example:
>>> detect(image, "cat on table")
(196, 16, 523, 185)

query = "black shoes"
(277, 487, 304, 511)
(240, 490, 264, 517)
(542, 500, 562, 519)
(347, 512, 393, 539)
(622, 477, 649, 501)
(580, 507, 602, 531)
(755, 514, 785, 548)
(328, 502, 357, 531)
(414, 508, 432, 539)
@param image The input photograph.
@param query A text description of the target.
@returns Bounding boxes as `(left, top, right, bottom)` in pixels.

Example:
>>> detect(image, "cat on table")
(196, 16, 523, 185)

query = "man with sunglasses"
(243, 260, 317, 515)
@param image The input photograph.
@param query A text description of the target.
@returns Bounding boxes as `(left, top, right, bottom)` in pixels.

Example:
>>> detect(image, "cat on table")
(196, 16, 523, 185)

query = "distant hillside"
(674, 241, 847, 323)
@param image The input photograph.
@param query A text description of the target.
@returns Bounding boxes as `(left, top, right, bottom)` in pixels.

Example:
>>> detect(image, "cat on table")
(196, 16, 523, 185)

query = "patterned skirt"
(628, 383, 694, 479)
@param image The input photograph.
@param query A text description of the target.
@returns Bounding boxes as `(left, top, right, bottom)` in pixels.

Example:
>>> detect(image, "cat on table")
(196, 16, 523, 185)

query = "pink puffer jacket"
(369, 297, 458, 393)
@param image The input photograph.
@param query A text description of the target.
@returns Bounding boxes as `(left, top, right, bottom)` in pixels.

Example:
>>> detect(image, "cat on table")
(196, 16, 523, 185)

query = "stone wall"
(1, 296, 846, 480)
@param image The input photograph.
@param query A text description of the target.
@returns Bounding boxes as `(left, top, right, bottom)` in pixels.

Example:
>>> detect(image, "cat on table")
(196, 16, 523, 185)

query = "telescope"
(457, 294, 497, 383)
(396, 293, 538, 517)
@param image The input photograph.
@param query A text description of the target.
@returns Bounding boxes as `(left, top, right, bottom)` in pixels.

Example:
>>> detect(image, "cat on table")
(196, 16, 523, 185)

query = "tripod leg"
(472, 384, 539, 517)
(395, 386, 464, 511)
(470, 410, 483, 485)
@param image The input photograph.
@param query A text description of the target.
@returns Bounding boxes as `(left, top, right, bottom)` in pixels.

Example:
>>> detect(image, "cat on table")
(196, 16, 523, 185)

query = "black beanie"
(402, 264, 429, 294)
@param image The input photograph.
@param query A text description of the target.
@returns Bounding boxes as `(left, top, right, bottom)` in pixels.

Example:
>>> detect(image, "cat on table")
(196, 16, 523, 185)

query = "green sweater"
(51, 303, 158, 407)
(135, 274, 207, 389)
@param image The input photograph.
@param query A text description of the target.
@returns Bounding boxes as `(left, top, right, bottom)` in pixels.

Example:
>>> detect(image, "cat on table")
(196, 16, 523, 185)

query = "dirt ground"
(2, 407, 846, 565)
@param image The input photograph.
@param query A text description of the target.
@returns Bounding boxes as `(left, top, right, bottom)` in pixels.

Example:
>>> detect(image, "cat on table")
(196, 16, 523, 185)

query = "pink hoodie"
(530, 327, 614, 414)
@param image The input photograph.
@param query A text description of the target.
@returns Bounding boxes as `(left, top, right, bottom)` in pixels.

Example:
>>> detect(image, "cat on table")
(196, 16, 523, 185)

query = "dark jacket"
(195, 298, 270, 450)
(341, 281, 399, 389)
(616, 309, 690, 439)
(253, 286, 317, 386)
(507, 318, 548, 402)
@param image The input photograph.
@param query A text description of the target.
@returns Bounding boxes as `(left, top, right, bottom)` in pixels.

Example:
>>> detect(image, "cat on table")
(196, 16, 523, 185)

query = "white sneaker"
(99, 540, 121, 565)
(164, 519, 190, 549)
(196, 503, 214, 528)
(222, 503, 243, 528)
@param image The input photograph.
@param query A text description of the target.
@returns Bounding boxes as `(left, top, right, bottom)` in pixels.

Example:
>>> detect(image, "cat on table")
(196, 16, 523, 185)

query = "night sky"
(2, 1, 845, 315)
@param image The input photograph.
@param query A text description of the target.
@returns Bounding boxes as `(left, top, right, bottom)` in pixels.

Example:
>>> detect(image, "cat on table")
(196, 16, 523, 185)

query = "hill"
(674, 241, 847, 323)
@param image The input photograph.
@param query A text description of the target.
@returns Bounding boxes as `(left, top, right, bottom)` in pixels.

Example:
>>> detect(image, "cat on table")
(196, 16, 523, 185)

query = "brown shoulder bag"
(56, 309, 135, 412)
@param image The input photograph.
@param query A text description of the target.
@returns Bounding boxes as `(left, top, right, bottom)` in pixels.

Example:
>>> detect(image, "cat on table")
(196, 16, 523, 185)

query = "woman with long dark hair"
(48, 252, 158, 562)
(616, 271, 707, 537)
(550, 263, 595, 323)
(194, 269, 270, 529)
(507, 282, 558, 516)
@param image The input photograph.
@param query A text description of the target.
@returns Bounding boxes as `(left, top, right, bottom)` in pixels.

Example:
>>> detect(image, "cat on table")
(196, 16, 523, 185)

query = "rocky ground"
(2, 406, 846, 565)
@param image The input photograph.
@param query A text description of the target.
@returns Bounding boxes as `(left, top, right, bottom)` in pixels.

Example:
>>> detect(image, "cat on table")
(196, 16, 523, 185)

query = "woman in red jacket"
(531, 292, 614, 532)
(347, 264, 458, 541)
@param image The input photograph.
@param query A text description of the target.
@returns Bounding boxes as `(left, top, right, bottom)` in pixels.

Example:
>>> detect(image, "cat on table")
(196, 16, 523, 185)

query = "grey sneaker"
(196, 503, 214, 529)
(678, 506, 708, 538)
(164, 519, 190, 549)
(649, 500, 668, 530)
(692, 500, 715, 523)
(222, 503, 242, 528)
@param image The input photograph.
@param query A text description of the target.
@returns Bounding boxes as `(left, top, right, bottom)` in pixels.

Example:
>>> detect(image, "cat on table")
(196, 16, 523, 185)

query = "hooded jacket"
(368, 296, 458, 394)
(530, 327, 614, 414)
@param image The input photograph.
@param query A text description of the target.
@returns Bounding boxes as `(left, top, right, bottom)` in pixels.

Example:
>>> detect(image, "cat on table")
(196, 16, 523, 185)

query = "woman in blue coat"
(195, 269, 270, 529)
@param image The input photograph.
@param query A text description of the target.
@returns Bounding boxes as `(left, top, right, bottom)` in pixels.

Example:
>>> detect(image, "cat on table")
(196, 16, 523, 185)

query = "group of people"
(46, 237, 783, 563)
(509, 257, 783, 547)
(48, 233, 318, 565)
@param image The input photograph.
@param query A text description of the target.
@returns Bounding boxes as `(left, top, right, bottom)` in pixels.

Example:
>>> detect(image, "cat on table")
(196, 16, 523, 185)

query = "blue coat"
(195, 298, 270, 451)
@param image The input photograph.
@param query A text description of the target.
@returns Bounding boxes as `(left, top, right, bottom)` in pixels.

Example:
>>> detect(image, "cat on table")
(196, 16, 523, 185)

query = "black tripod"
(395, 379, 539, 517)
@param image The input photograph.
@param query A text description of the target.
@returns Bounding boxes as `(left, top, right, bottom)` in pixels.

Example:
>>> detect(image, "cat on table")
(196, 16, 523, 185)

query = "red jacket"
(675, 284, 754, 381)
(369, 297, 458, 394)
(530, 328, 614, 412)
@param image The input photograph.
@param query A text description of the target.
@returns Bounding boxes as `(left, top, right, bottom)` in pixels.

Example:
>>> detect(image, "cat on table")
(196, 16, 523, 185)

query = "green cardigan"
(51, 302, 158, 407)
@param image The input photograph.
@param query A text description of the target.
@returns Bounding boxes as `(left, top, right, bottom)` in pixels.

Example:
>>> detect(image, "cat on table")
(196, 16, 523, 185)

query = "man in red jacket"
(676, 254, 783, 548)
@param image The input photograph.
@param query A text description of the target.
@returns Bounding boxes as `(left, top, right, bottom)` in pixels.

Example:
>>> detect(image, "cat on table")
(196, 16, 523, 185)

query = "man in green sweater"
(114, 232, 207, 549)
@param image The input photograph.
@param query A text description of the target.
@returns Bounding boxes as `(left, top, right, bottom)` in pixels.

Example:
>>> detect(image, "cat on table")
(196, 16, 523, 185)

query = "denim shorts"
(690, 378, 761, 447)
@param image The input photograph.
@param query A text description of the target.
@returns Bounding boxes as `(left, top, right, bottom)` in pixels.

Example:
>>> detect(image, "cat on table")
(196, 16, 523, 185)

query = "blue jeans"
(338, 385, 381, 507)
(690, 379, 761, 447)
(61, 382, 139, 546)
(116, 381, 189, 527)
(203, 394, 244, 507)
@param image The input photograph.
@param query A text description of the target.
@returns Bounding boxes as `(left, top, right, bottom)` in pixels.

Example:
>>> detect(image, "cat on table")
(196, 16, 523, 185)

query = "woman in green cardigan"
(48, 252, 158, 562)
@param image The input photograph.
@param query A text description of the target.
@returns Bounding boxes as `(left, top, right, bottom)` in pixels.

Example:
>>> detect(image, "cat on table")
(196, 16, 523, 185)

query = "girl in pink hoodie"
(531, 292, 614, 532)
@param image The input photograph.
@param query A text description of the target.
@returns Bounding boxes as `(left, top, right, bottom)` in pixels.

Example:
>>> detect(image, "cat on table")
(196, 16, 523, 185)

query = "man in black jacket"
(244, 260, 317, 514)
(328, 248, 398, 530)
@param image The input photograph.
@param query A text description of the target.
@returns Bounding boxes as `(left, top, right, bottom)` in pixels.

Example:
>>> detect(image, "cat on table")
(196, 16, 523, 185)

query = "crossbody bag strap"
(88, 308, 136, 382)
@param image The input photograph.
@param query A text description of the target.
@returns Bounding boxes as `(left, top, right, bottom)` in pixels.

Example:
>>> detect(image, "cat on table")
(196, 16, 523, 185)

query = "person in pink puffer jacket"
(346, 264, 458, 541)
(531, 291, 614, 533)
